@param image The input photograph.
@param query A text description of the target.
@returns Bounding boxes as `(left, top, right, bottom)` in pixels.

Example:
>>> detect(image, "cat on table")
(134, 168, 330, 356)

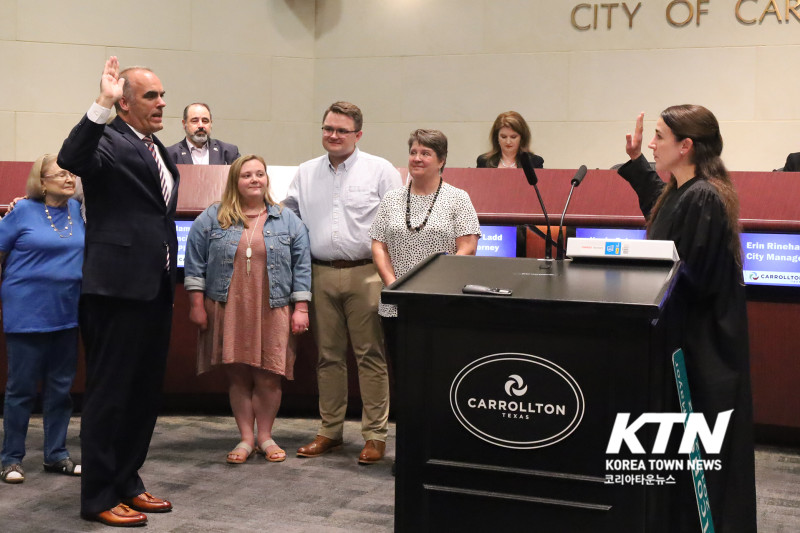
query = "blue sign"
(577, 228, 800, 287)
(741, 232, 800, 287)
(476, 225, 517, 258)
(175, 220, 193, 268)
(604, 241, 622, 255)
(576, 227, 647, 240)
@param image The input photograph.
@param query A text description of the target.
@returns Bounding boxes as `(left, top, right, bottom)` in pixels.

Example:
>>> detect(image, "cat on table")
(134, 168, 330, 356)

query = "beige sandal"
(258, 439, 286, 463)
(226, 441, 254, 464)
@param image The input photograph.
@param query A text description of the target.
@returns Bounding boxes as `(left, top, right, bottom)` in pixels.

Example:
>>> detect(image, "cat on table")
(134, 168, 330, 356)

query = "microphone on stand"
(556, 165, 588, 260)
(520, 153, 554, 262)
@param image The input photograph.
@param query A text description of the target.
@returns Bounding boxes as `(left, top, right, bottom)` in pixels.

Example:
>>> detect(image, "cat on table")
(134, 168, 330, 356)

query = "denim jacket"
(184, 203, 311, 307)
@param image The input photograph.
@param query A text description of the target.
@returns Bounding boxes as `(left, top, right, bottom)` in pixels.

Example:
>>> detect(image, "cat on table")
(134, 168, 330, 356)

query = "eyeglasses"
(321, 126, 359, 136)
(43, 170, 76, 181)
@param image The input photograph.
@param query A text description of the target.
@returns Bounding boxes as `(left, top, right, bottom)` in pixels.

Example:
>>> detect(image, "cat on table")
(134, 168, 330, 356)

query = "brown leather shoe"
(123, 492, 173, 513)
(358, 439, 386, 464)
(296, 435, 343, 457)
(85, 504, 147, 527)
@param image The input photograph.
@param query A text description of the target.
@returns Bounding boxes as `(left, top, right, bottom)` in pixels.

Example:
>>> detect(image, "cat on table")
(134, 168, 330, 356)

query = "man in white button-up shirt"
(284, 102, 402, 465)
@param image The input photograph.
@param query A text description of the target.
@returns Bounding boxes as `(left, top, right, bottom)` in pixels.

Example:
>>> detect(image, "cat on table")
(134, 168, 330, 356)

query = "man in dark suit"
(783, 152, 800, 172)
(166, 103, 240, 165)
(58, 56, 178, 527)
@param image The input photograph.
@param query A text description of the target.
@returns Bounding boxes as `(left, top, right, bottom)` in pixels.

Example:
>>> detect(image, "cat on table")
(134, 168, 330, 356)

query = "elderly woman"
(0, 155, 85, 483)
(477, 111, 543, 169)
(619, 107, 756, 532)
(371, 129, 481, 317)
(185, 155, 311, 464)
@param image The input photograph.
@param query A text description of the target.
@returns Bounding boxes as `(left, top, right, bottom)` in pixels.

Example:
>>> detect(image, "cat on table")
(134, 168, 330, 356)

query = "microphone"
(520, 153, 554, 261)
(571, 165, 588, 187)
(557, 165, 589, 260)
(521, 152, 538, 186)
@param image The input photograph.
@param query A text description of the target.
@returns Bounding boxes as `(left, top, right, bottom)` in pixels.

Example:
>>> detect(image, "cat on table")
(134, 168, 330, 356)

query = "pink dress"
(196, 213, 295, 378)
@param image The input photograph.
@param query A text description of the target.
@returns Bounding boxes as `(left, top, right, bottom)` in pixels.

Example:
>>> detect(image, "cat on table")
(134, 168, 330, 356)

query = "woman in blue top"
(185, 155, 311, 464)
(0, 154, 85, 484)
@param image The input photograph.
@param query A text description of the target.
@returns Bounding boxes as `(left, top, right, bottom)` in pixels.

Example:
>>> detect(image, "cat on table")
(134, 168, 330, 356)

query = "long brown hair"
(480, 111, 534, 168)
(648, 105, 742, 267)
(217, 154, 278, 229)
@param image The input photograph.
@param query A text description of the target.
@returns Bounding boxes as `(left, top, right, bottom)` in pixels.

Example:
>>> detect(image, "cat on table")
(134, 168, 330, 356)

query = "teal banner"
(672, 348, 715, 533)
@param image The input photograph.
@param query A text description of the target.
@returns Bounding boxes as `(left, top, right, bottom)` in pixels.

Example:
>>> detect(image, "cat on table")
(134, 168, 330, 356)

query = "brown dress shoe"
(358, 439, 386, 464)
(86, 503, 147, 527)
(296, 435, 343, 457)
(123, 492, 173, 513)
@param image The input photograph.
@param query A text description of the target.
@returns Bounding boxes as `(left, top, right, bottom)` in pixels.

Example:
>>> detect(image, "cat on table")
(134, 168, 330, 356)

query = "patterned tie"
(143, 136, 171, 206)
(143, 136, 171, 271)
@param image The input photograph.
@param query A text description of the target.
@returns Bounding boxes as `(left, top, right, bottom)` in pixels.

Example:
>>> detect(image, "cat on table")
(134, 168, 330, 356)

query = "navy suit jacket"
(166, 137, 240, 165)
(58, 115, 180, 301)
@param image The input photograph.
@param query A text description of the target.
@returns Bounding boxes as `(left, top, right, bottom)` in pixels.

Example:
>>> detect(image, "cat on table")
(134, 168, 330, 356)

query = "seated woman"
(618, 107, 756, 532)
(371, 128, 481, 319)
(477, 111, 543, 169)
(184, 155, 311, 464)
(0, 154, 85, 483)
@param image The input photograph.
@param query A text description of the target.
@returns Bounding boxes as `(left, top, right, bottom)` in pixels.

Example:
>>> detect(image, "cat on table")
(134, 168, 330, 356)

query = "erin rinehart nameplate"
(449, 353, 585, 449)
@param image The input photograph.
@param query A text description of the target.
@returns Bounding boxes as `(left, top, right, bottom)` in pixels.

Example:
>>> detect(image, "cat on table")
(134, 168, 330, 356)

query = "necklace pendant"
(246, 247, 252, 259)
(247, 258, 251, 275)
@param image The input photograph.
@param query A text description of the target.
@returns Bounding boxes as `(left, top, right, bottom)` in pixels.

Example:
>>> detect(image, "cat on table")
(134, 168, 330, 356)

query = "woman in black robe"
(617, 106, 757, 533)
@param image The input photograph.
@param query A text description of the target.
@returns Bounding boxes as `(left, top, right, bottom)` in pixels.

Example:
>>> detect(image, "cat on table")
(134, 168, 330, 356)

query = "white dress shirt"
(283, 148, 402, 261)
(189, 142, 209, 165)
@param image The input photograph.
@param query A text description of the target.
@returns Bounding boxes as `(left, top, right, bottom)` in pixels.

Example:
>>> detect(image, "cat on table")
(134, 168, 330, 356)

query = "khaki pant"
(310, 263, 389, 442)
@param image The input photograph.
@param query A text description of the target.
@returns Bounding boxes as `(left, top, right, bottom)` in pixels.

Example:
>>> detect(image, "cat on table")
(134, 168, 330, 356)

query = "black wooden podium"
(382, 254, 680, 533)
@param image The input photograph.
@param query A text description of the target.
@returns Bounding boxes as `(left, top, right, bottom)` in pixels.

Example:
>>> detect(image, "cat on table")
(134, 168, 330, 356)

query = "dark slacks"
(78, 277, 172, 516)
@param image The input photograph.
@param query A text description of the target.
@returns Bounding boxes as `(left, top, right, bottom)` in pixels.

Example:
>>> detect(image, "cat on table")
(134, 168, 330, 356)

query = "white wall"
(314, 0, 800, 171)
(1, 1, 798, 172)
(0, 0, 316, 165)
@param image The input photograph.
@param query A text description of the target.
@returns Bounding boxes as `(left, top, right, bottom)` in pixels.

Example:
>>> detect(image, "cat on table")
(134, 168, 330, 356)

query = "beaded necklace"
(405, 177, 443, 233)
(44, 203, 73, 238)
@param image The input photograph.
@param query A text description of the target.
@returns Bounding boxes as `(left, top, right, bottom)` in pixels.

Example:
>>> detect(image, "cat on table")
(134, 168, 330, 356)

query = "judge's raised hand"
(96, 56, 125, 109)
(625, 112, 645, 161)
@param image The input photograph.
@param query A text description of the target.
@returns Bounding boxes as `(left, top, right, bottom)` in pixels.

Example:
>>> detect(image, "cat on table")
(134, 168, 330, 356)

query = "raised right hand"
(625, 112, 644, 161)
(96, 56, 125, 109)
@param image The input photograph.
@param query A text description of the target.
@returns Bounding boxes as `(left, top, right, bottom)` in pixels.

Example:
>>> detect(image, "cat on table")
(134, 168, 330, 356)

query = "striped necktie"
(143, 136, 171, 271)
(143, 136, 171, 206)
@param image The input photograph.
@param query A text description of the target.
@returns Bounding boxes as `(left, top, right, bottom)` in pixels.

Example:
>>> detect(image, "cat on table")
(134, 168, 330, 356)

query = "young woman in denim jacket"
(185, 155, 311, 464)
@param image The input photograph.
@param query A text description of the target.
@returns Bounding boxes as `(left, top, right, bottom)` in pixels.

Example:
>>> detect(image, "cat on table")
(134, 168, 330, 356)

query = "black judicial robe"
(618, 155, 757, 533)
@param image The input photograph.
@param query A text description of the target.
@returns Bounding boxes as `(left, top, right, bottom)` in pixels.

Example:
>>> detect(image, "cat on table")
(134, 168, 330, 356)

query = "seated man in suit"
(166, 103, 240, 165)
(783, 152, 800, 172)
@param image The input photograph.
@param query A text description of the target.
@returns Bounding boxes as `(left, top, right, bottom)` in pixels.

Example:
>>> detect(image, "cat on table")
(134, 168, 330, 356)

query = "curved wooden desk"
(1, 162, 798, 438)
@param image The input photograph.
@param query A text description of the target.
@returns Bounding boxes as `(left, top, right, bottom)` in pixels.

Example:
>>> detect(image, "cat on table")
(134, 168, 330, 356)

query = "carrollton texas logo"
(450, 353, 585, 449)
(505, 374, 527, 396)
